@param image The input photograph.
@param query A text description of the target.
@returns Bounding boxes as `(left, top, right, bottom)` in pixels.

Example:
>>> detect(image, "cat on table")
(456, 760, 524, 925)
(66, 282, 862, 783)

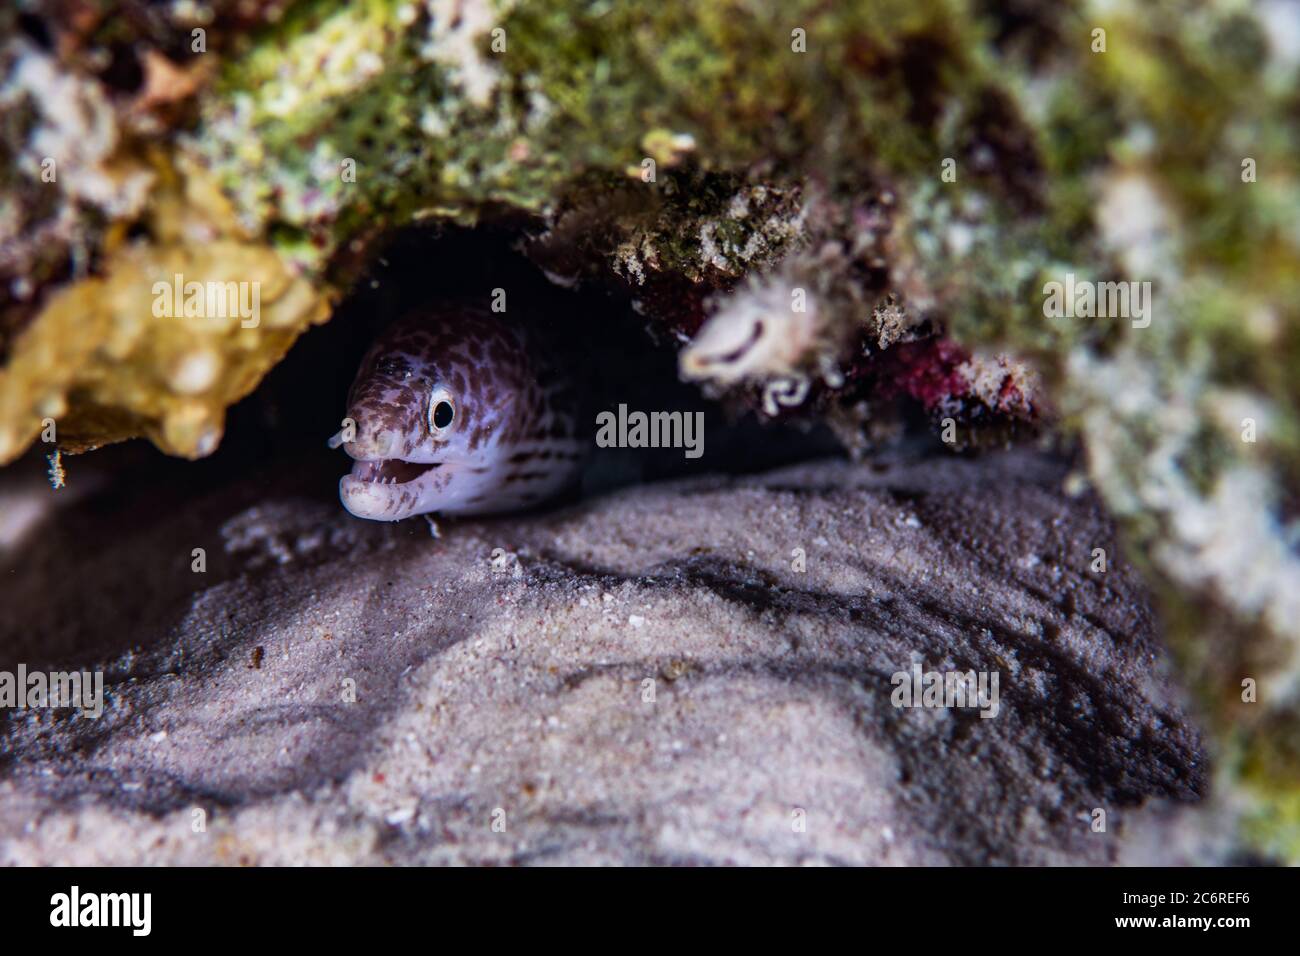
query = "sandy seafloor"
(0, 446, 1209, 864)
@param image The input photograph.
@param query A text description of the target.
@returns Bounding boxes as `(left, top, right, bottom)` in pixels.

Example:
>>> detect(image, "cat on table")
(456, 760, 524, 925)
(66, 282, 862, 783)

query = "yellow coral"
(0, 159, 330, 463)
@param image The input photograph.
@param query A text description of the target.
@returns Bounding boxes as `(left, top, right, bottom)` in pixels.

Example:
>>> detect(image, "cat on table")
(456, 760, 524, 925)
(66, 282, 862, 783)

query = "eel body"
(333, 303, 585, 521)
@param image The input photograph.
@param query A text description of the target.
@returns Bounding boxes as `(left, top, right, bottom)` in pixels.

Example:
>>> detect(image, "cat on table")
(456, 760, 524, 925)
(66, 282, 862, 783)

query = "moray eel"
(332, 303, 586, 521)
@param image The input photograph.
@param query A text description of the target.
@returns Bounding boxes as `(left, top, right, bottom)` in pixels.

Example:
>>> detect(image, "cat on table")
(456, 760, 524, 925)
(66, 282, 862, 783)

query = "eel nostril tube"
(327, 428, 347, 450)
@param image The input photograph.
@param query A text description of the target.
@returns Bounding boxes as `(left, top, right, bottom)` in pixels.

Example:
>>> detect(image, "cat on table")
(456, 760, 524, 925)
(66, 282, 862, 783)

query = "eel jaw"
(339, 458, 443, 521)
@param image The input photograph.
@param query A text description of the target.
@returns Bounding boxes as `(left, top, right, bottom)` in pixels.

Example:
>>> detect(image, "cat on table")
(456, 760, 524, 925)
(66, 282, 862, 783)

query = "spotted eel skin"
(332, 303, 586, 521)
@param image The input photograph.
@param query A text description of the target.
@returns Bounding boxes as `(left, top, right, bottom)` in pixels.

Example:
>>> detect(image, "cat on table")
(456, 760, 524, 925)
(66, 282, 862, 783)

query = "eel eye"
(428, 387, 456, 434)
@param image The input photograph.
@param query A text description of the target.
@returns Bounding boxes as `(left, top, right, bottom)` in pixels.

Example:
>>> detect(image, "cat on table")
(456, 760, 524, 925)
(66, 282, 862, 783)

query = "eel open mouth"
(348, 459, 441, 485)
